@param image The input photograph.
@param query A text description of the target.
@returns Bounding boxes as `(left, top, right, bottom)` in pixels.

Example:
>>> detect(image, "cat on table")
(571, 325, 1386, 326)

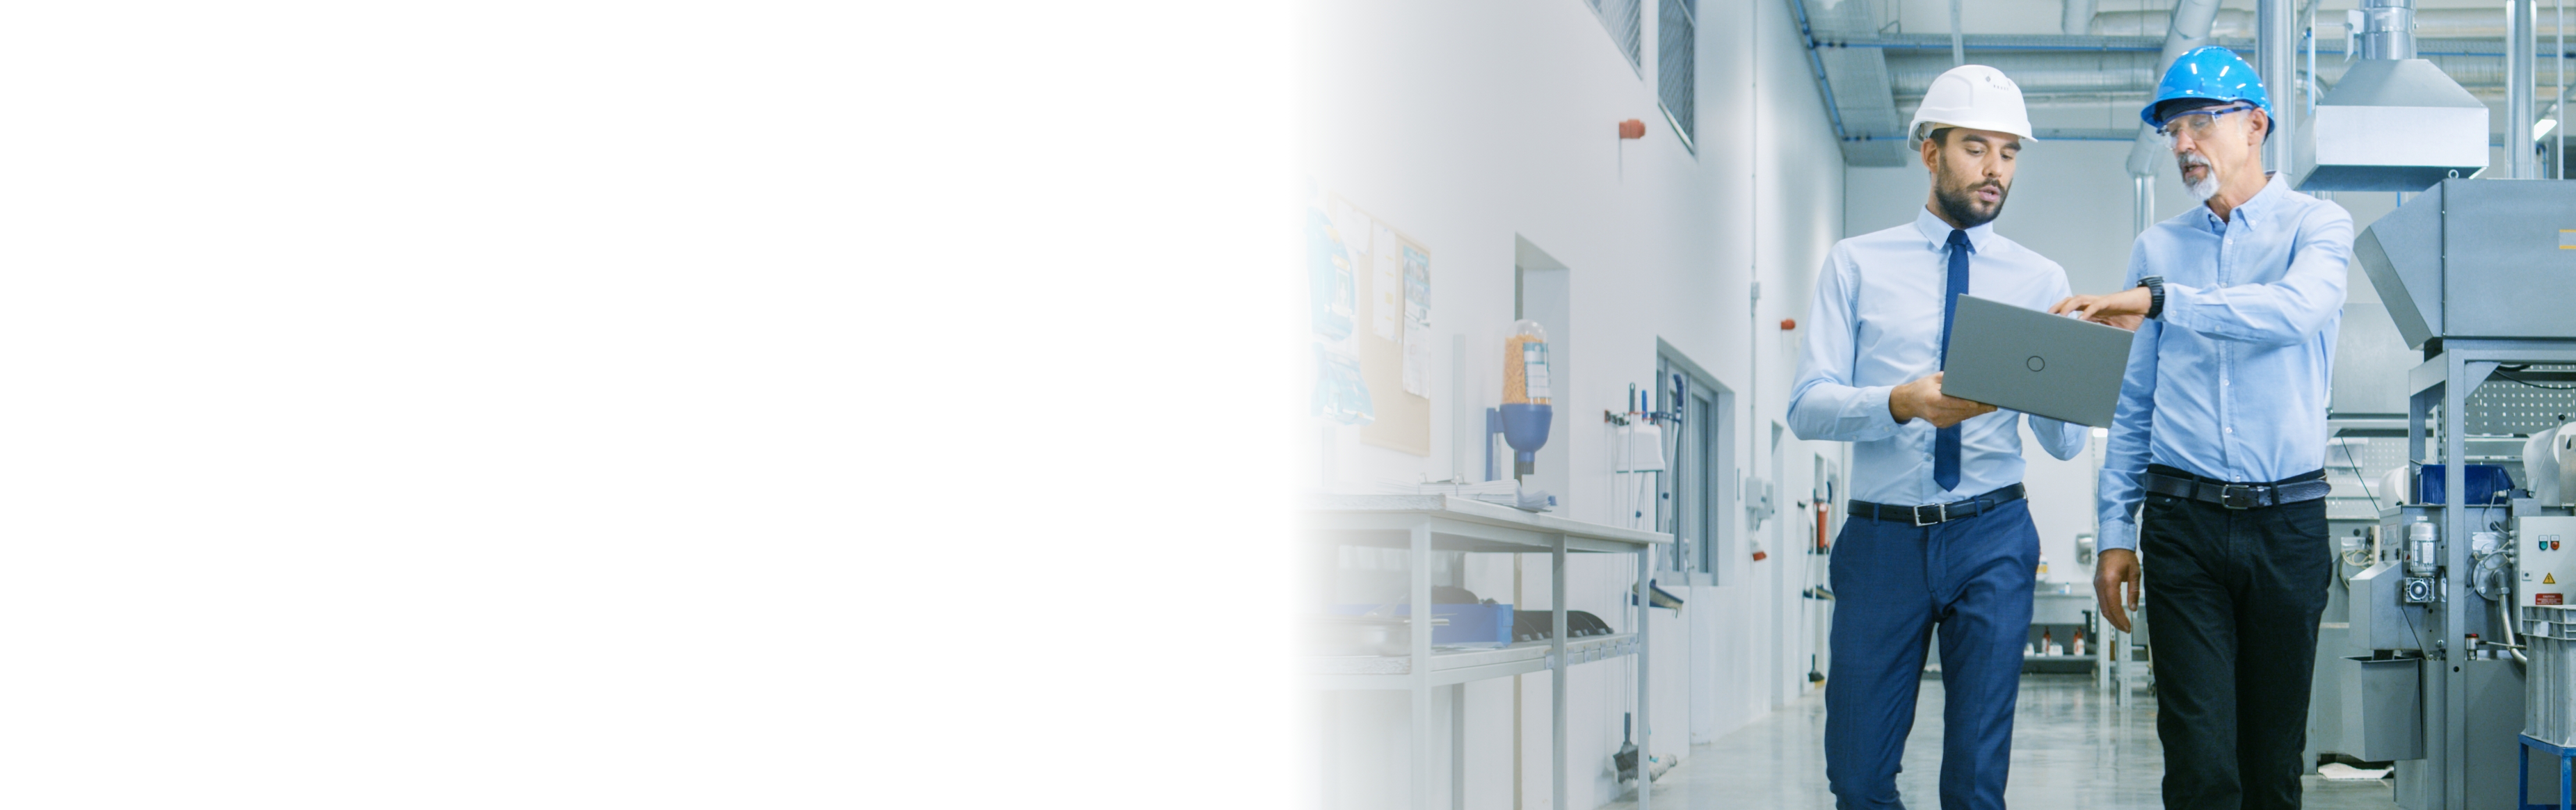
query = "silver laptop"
(1939, 293, 2134, 428)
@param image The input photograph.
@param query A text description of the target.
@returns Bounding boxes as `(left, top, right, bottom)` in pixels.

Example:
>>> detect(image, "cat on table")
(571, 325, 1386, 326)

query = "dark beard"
(1932, 176, 2006, 229)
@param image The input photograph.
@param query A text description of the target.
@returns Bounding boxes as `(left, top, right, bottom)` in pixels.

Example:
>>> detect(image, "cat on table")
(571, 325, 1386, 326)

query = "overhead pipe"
(2093, 8, 2570, 39)
(1949, 0, 1965, 65)
(1886, 51, 2550, 99)
(2513, 0, 2539, 177)
(2356, 0, 2417, 59)
(2262, 0, 2299, 175)
(1887, 52, 2160, 95)
(2125, 0, 2228, 177)
(2134, 174, 2155, 235)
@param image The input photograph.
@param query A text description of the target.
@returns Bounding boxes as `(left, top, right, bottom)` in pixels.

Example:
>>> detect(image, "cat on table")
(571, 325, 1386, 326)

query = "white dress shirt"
(1789, 207, 2088, 507)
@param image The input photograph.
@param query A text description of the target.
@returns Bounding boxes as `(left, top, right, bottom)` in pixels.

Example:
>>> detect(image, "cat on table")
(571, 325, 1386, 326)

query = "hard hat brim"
(1908, 121, 2038, 150)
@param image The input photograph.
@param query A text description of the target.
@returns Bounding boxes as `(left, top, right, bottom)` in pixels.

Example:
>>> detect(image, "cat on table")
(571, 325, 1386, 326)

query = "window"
(1657, 349, 1734, 585)
(1658, 0, 1696, 151)
(1589, 0, 1643, 72)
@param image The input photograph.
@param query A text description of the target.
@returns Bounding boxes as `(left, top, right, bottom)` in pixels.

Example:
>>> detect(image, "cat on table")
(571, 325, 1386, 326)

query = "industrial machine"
(2343, 175, 2576, 810)
(2283, 0, 2576, 801)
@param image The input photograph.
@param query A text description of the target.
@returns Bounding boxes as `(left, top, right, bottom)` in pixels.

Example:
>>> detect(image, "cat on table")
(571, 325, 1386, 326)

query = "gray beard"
(2180, 155, 2221, 202)
(2186, 172, 2222, 202)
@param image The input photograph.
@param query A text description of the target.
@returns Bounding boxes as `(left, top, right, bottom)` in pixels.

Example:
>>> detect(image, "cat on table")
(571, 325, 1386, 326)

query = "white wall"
(1298, 0, 1848, 807)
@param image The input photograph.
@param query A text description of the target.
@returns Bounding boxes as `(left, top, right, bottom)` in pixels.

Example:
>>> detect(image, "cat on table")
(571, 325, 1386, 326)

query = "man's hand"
(2093, 548, 2141, 633)
(2050, 288, 2152, 330)
(1887, 372, 1997, 428)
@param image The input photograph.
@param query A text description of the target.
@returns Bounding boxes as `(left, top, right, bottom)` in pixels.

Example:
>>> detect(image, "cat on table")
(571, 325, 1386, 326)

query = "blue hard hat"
(2141, 46, 2272, 127)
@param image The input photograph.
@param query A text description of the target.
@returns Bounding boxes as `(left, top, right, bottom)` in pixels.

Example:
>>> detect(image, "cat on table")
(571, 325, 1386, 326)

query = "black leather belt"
(2142, 468, 2331, 510)
(1849, 483, 2025, 526)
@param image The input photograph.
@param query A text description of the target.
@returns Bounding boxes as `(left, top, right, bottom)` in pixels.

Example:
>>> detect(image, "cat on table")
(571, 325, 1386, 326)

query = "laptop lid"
(1938, 293, 2135, 428)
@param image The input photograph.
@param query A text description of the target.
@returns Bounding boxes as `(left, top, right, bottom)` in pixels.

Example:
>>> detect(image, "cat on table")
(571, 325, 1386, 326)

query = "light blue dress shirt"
(1790, 208, 2087, 507)
(2096, 173, 2353, 553)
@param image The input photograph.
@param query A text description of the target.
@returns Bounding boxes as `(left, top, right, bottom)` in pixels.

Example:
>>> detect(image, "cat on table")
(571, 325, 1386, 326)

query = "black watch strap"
(2139, 275, 2166, 320)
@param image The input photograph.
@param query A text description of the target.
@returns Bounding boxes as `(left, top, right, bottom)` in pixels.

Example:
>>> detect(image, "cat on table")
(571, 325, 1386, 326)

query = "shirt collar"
(2200, 170, 2287, 231)
(1913, 206, 1997, 253)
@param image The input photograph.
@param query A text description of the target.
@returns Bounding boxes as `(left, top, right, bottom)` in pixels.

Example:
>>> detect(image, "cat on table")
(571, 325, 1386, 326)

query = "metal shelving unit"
(1305, 495, 1668, 810)
(1308, 633, 1639, 688)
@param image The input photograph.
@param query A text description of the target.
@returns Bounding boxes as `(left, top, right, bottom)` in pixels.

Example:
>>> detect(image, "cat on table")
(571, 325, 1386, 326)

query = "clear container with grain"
(1504, 320, 1551, 405)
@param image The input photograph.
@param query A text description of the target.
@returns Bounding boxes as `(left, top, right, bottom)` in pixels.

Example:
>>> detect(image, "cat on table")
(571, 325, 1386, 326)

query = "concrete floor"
(1604, 675, 2399, 809)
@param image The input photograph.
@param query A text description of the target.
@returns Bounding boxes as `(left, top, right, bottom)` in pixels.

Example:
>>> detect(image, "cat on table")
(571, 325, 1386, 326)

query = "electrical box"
(1744, 476, 1774, 529)
(2520, 515, 2576, 608)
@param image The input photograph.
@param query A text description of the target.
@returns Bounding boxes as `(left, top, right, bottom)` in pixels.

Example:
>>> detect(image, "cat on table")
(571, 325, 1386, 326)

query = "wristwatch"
(2138, 275, 2165, 320)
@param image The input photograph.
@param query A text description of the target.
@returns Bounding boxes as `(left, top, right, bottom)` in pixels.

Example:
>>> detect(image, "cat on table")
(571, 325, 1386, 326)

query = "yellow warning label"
(2550, 573, 2560, 584)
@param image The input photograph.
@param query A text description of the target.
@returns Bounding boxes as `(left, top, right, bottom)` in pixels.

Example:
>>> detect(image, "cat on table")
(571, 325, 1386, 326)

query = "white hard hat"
(1908, 65, 2037, 149)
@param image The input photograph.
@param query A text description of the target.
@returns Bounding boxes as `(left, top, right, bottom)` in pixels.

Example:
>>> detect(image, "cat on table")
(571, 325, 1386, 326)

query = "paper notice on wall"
(1400, 243, 1432, 396)
(1371, 223, 1402, 340)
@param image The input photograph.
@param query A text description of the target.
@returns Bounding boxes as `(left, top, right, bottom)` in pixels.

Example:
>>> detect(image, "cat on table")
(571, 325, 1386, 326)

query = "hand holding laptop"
(1889, 371, 1996, 428)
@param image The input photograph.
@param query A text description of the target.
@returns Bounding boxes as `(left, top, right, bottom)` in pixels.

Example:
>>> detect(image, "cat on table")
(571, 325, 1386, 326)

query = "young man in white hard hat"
(1787, 64, 2085, 810)
(2053, 46, 2352, 810)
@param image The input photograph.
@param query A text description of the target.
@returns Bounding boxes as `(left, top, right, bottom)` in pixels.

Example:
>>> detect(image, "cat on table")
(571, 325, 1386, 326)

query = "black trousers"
(2139, 464, 2332, 810)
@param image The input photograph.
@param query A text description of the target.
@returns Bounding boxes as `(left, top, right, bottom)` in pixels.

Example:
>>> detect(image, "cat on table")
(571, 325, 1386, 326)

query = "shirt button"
(2225, 427, 2234, 434)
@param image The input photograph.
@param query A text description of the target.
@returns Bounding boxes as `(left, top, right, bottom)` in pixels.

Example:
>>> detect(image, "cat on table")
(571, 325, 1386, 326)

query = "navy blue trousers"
(1824, 499, 2038, 810)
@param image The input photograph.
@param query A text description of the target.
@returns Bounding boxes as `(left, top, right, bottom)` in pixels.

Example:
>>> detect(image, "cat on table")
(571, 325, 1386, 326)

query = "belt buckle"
(1913, 503, 1947, 526)
(2219, 484, 2257, 510)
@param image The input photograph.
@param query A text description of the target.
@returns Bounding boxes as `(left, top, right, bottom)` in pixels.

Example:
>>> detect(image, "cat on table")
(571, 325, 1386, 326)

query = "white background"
(0, 2, 1292, 807)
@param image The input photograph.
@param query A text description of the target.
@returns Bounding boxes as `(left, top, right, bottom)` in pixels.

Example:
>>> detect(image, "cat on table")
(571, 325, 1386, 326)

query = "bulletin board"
(1328, 196, 1432, 456)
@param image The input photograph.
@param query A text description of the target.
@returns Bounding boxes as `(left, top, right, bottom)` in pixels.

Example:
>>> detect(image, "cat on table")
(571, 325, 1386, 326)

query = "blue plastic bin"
(2417, 464, 2514, 505)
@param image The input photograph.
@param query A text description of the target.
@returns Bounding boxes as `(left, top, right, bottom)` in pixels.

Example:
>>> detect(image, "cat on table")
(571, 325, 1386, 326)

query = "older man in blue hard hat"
(1789, 64, 2086, 810)
(2053, 46, 2353, 810)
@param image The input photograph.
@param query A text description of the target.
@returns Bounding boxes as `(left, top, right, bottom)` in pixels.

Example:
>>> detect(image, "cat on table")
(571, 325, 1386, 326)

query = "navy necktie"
(1935, 229, 1971, 492)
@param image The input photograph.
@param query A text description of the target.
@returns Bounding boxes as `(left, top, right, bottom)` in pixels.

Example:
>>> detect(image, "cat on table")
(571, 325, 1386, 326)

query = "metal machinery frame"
(1307, 495, 1666, 810)
(2406, 341, 2576, 809)
(2526, 734, 2576, 810)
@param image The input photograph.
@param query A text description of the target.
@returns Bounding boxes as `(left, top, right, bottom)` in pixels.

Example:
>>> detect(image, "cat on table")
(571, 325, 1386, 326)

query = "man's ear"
(2246, 109, 2271, 145)
(1920, 136, 1940, 172)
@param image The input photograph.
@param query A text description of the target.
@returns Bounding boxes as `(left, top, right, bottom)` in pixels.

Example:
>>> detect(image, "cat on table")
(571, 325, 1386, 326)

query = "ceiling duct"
(2123, 0, 2227, 177)
(2092, 9, 2254, 38)
(2292, 0, 2490, 191)
(2063, 0, 2097, 35)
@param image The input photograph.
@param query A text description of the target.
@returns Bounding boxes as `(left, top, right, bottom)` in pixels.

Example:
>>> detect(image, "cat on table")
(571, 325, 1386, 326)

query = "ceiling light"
(2539, 118, 2560, 140)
